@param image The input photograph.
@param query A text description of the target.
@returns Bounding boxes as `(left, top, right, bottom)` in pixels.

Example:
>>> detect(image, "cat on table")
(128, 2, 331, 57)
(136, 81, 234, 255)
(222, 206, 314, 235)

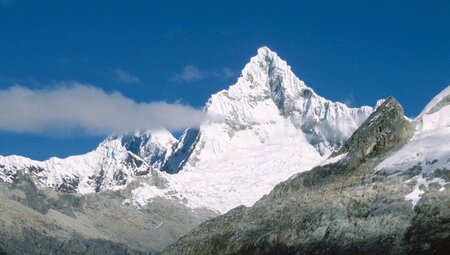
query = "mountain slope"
(163, 92, 450, 254)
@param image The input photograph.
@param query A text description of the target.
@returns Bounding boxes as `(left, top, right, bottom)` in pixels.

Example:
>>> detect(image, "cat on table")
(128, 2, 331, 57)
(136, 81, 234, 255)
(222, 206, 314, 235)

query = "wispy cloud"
(170, 65, 204, 82)
(0, 83, 205, 136)
(217, 67, 236, 80)
(115, 68, 140, 84)
(170, 65, 236, 83)
(341, 94, 355, 107)
(0, 0, 9, 6)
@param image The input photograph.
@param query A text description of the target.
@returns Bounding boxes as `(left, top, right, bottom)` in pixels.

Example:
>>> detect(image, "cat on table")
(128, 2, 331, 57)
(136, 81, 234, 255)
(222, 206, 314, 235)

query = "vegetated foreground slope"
(163, 92, 450, 255)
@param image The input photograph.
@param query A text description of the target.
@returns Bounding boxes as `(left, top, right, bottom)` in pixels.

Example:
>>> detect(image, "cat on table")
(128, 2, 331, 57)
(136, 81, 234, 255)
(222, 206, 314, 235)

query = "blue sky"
(0, 0, 449, 160)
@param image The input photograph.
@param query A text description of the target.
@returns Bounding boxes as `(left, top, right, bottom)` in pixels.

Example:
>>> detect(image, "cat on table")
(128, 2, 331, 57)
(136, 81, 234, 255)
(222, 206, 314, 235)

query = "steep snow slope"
(376, 85, 450, 206)
(133, 47, 375, 213)
(134, 125, 323, 213)
(0, 129, 174, 193)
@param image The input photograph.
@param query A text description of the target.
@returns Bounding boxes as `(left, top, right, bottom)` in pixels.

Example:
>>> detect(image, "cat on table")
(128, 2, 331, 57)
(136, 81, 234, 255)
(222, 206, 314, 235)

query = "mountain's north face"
(0, 47, 449, 254)
(0, 47, 375, 213)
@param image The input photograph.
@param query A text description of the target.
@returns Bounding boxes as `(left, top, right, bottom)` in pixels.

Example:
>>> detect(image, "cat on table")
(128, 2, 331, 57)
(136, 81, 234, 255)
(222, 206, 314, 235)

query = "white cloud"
(170, 65, 236, 82)
(0, 83, 205, 136)
(115, 68, 140, 84)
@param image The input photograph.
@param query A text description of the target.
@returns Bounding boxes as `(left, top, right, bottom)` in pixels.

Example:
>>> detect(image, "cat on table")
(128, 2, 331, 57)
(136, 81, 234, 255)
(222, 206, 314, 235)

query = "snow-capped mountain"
(132, 47, 373, 212)
(0, 47, 376, 213)
(119, 47, 377, 213)
(0, 129, 175, 193)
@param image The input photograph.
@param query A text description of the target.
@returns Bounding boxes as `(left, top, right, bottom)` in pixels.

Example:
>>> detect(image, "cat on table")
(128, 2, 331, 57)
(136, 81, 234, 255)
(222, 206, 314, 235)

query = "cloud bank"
(0, 83, 206, 136)
(170, 65, 204, 82)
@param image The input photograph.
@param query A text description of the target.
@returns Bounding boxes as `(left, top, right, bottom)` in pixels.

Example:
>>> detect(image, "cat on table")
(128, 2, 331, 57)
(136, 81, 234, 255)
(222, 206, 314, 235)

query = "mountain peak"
(204, 47, 306, 125)
(202, 47, 375, 158)
(247, 46, 290, 75)
(256, 46, 276, 58)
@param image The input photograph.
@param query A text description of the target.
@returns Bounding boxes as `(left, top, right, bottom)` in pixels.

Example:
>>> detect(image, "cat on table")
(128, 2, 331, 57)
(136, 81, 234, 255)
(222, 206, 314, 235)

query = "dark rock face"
(163, 98, 449, 255)
(332, 97, 414, 164)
